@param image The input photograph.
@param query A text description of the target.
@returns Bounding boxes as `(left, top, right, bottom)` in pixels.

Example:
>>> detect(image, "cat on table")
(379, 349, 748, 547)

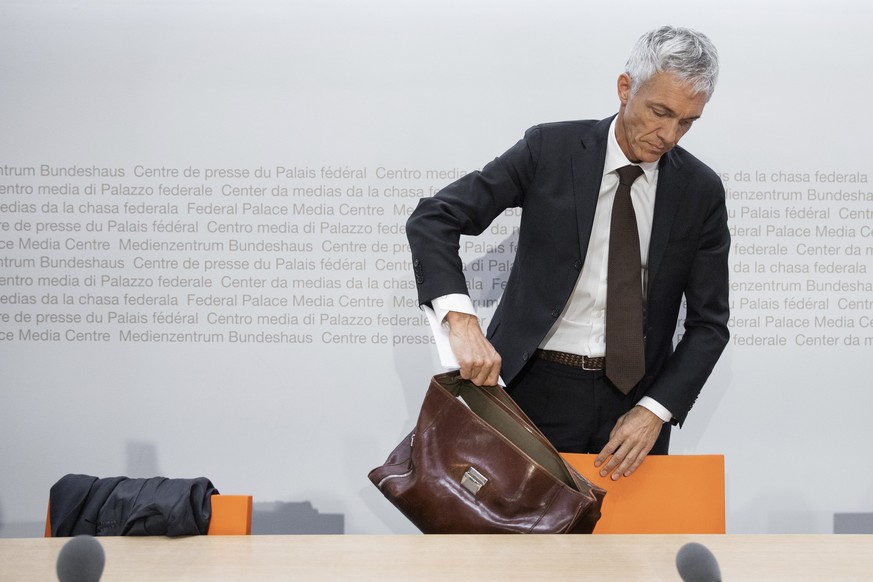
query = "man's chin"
(639, 146, 668, 162)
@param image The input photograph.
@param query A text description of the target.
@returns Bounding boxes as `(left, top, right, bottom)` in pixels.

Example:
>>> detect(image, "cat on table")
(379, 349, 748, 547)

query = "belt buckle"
(581, 356, 600, 371)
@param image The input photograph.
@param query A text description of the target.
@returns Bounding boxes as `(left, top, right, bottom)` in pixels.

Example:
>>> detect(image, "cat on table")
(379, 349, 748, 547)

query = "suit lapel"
(571, 118, 611, 261)
(647, 150, 687, 298)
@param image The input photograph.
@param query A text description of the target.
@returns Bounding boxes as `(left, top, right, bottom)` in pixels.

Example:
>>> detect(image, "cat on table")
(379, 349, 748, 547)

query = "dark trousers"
(506, 356, 671, 455)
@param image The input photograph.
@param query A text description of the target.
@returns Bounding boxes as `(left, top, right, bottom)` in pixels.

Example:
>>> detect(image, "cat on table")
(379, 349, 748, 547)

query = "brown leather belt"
(535, 349, 605, 371)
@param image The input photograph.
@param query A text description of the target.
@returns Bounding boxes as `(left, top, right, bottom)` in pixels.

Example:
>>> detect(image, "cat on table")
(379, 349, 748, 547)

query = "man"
(406, 26, 729, 481)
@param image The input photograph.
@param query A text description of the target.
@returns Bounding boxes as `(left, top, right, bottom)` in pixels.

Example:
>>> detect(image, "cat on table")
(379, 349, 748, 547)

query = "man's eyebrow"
(651, 102, 702, 121)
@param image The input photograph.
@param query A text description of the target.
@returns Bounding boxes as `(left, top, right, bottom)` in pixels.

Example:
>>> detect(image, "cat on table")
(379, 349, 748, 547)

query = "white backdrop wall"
(1, 0, 872, 535)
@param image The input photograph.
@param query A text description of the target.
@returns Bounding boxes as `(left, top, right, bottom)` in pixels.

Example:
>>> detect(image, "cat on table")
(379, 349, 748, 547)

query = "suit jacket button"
(522, 352, 529, 361)
(573, 260, 582, 270)
(550, 308, 559, 317)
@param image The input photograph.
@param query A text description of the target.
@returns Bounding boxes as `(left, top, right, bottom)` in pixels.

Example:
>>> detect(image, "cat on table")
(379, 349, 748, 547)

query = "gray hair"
(625, 26, 720, 101)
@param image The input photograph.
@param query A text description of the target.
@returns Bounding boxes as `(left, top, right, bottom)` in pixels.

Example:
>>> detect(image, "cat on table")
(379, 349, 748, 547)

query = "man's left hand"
(594, 405, 664, 481)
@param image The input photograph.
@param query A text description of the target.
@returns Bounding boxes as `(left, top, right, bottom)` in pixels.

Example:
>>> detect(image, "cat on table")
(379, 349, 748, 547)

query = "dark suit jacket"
(406, 117, 730, 425)
(49, 474, 217, 536)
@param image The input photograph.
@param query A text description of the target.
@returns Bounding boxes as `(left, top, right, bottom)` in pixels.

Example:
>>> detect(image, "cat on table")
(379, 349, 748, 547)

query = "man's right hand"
(445, 311, 502, 386)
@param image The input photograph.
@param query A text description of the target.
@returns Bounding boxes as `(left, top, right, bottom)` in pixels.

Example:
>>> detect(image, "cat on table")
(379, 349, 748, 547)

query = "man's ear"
(617, 73, 632, 105)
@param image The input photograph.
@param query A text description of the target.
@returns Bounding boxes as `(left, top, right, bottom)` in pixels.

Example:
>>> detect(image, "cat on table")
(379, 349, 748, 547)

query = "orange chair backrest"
(562, 453, 725, 534)
(207, 495, 253, 535)
(45, 494, 253, 537)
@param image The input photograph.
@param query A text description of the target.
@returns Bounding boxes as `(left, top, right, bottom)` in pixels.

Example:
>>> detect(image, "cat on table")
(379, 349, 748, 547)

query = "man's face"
(615, 72, 708, 163)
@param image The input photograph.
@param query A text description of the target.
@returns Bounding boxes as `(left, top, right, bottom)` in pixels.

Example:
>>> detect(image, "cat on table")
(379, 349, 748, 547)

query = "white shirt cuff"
(637, 396, 673, 423)
(421, 294, 476, 369)
(431, 293, 477, 326)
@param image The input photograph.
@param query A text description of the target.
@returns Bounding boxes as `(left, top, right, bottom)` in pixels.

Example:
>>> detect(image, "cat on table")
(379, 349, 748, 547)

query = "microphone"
(676, 541, 722, 582)
(56, 535, 105, 582)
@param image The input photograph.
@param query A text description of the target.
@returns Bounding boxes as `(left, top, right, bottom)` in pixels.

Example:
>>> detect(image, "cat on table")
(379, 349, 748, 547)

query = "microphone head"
(56, 535, 105, 582)
(676, 541, 722, 582)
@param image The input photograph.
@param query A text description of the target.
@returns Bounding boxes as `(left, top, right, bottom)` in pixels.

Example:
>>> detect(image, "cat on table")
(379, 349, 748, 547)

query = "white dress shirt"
(431, 118, 673, 422)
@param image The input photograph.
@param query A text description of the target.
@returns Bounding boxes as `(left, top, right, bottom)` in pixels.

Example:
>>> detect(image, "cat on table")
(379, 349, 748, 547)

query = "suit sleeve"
(406, 127, 541, 306)
(647, 180, 731, 425)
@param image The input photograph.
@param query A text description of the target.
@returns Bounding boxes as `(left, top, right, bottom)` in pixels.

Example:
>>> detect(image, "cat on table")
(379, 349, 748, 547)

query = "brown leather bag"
(369, 372, 606, 533)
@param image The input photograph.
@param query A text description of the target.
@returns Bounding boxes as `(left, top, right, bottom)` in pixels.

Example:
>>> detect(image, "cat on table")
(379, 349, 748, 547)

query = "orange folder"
(561, 453, 725, 534)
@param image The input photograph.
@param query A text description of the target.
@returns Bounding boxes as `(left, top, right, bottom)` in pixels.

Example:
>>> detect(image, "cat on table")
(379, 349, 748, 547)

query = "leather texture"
(369, 372, 606, 534)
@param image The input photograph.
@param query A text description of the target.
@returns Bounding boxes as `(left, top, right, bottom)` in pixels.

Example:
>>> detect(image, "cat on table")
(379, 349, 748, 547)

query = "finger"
(471, 366, 490, 387)
(602, 447, 627, 478)
(458, 349, 481, 375)
(613, 445, 646, 480)
(595, 415, 628, 468)
(619, 455, 646, 478)
(466, 354, 485, 384)
(594, 440, 618, 468)
(614, 431, 660, 479)
(600, 438, 642, 480)
(600, 430, 642, 478)
(459, 361, 481, 384)
(464, 351, 499, 386)
(483, 358, 502, 386)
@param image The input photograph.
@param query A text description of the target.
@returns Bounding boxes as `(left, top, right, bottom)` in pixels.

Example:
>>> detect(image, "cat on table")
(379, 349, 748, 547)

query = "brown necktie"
(605, 164, 645, 394)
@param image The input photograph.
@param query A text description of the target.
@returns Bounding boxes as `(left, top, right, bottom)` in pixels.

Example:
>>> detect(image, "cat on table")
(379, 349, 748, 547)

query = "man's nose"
(657, 120, 682, 148)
